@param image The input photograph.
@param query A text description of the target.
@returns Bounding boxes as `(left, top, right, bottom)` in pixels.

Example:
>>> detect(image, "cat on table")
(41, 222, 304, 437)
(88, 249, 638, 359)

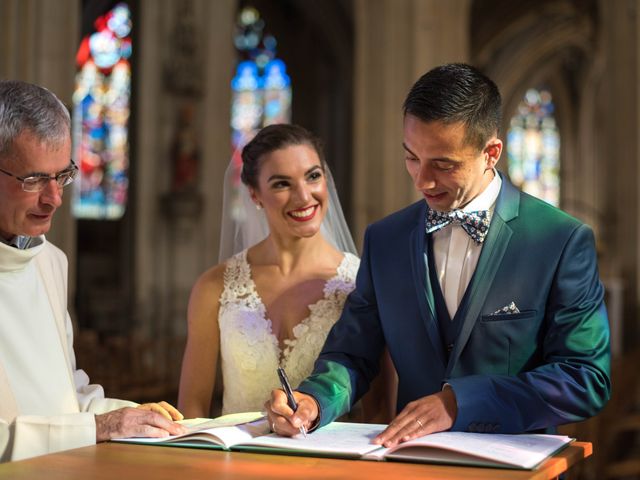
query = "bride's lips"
(287, 205, 319, 222)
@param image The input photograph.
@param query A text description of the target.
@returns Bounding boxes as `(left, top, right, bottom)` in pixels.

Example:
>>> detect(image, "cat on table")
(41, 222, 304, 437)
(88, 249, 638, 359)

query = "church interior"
(1, 0, 640, 477)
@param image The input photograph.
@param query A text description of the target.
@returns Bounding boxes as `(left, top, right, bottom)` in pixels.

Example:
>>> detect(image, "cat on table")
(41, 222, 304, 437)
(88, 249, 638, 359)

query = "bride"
(178, 124, 362, 417)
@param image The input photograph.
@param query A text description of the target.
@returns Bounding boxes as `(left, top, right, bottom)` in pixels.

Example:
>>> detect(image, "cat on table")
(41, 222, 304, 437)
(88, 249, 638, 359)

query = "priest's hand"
(137, 401, 184, 421)
(95, 407, 187, 442)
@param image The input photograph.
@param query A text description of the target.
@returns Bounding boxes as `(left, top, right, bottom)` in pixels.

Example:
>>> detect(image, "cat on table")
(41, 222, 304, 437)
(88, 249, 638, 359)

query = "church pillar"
(0, 0, 80, 307)
(352, 0, 470, 244)
(600, 0, 639, 348)
(135, 0, 235, 344)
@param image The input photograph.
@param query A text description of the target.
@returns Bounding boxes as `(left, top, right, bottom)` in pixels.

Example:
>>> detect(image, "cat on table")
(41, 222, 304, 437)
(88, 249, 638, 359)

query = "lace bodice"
(218, 250, 359, 415)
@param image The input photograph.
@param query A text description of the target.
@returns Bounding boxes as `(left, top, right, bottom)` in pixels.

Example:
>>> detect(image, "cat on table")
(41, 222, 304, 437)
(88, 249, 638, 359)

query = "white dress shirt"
(431, 171, 502, 318)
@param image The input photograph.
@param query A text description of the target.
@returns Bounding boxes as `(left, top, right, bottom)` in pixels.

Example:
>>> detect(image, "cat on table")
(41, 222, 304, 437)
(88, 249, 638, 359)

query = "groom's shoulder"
(368, 200, 425, 235)
(517, 188, 584, 231)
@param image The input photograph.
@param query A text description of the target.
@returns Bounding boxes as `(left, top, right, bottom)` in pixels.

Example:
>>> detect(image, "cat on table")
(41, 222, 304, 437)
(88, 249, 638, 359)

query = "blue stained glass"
(229, 6, 293, 223)
(263, 61, 291, 126)
(507, 88, 560, 206)
(263, 59, 290, 88)
(232, 61, 261, 91)
(230, 7, 292, 148)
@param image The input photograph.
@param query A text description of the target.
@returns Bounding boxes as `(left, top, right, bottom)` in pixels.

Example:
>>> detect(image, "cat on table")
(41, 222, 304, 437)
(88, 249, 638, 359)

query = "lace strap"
(220, 250, 254, 305)
(324, 253, 359, 297)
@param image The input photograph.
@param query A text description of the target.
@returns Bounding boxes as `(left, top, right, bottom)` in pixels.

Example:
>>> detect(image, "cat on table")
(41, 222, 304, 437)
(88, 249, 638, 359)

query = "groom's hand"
(265, 389, 318, 436)
(373, 387, 457, 447)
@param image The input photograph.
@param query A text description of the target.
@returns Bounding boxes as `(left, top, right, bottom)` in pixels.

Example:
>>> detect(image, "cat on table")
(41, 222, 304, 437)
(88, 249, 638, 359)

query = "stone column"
(352, 0, 470, 244)
(601, 0, 639, 347)
(134, 0, 235, 337)
(0, 0, 80, 304)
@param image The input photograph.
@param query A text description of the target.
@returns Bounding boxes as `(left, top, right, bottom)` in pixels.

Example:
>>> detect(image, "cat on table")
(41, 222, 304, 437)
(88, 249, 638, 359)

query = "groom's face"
(403, 115, 501, 212)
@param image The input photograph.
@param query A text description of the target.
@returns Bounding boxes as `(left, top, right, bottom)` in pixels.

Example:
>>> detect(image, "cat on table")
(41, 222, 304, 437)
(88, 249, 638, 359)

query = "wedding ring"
(416, 418, 424, 429)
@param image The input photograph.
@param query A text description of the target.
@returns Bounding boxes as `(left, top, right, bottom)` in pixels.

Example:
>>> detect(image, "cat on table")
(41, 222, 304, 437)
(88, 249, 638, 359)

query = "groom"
(266, 63, 611, 446)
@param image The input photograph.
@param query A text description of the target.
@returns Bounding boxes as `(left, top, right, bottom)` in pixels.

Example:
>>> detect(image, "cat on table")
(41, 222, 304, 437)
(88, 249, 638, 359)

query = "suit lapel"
(409, 205, 446, 369)
(445, 176, 520, 376)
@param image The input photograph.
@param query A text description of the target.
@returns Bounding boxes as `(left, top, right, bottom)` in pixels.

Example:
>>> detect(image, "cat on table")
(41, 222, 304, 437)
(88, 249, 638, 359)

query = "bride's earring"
(256, 203, 262, 211)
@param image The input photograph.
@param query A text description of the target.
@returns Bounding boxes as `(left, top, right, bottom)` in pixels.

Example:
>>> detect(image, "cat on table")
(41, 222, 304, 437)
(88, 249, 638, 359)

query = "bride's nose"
(292, 182, 312, 204)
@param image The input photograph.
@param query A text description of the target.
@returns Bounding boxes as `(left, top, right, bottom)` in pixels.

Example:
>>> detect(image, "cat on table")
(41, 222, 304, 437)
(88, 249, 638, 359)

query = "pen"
(277, 367, 307, 438)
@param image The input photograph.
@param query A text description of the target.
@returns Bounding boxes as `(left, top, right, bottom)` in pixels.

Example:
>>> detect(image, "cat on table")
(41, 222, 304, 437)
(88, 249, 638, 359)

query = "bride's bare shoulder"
(192, 260, 229, 297)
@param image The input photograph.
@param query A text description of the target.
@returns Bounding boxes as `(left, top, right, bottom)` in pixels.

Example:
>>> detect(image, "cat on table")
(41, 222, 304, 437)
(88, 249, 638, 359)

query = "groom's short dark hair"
(403, 63, 502, 150)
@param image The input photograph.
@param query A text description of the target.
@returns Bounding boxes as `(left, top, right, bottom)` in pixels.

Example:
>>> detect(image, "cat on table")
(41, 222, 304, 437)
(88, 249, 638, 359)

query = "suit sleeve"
(297, 227, 387, 427)
(448, 224, 611, 433)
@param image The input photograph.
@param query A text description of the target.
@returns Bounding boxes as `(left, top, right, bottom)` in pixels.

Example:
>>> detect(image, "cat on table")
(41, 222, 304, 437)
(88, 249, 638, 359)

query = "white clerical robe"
(0, 238, 135, 462)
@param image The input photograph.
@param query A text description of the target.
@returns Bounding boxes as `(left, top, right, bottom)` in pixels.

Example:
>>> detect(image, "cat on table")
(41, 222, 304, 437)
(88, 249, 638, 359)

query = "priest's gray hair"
(0, 80, 71, 158)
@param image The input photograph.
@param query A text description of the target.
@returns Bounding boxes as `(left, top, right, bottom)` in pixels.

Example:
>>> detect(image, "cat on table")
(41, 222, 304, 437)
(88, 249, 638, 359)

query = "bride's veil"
(218, 153, 357, 263)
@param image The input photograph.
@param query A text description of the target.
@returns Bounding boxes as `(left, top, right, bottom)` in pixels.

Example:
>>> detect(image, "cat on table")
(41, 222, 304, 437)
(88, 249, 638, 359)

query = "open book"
(113, 413, 573, 470)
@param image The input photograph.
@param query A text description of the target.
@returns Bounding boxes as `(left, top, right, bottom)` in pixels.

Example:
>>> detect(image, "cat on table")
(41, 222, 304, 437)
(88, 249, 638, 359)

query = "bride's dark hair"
(240, 124, 326, 189)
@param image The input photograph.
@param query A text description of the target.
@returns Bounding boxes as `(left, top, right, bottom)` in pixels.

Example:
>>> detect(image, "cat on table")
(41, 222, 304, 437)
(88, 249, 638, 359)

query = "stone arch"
(470, 0, 603, 229)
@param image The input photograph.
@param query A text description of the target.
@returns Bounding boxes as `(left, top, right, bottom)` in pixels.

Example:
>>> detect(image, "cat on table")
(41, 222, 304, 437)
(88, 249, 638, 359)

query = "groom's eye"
(433, 161, 455, 171)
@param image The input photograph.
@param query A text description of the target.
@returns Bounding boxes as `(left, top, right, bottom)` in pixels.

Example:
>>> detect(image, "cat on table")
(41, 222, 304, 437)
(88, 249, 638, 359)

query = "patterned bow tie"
(425, 208, 492, 244)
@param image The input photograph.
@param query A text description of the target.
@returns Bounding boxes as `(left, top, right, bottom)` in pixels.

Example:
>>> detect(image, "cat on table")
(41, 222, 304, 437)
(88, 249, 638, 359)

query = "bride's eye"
(308, 170, 323, 181)
(270, 180, 290, 189)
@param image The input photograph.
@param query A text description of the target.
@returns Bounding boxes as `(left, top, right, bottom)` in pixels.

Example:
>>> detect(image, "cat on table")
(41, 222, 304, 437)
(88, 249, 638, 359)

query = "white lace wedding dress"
(218, 250, 360, 415)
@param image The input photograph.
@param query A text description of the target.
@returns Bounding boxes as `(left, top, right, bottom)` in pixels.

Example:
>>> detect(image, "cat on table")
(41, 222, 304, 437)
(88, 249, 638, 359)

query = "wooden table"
(0, 441, 592, 479)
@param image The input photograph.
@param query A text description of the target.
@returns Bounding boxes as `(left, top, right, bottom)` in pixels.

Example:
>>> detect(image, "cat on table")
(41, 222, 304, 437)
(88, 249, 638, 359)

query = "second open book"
(114, 412, 573, 470)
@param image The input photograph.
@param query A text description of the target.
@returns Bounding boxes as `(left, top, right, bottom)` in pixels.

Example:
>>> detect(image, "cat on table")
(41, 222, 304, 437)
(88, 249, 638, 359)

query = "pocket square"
(492, 302, 520, 315)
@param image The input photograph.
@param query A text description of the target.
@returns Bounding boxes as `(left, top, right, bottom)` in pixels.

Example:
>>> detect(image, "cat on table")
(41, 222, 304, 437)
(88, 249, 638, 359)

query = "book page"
(179, 412, 265, 432)
(238, 422, 387, 457)
(113, 415, 269, 449)
(386, 432, 573, 469)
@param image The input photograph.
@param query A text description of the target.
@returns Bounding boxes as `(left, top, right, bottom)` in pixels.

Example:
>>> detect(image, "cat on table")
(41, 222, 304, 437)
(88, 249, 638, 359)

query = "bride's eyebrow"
(267, 165, 323, 182)
(267, 174, 289, 182)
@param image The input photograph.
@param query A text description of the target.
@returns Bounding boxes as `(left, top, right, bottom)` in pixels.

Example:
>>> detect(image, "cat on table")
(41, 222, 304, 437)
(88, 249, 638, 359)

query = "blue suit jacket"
(298, 176, 611, 433)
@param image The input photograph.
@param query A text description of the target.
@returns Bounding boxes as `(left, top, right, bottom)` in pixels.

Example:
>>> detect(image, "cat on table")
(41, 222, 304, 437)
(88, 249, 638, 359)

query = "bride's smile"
(287, 204, 319, 221)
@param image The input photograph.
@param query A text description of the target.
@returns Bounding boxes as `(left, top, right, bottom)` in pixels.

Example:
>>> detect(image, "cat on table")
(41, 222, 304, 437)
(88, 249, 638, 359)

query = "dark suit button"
(468, 423, 476, 432)
(492, 425, 500, 433)
(447, 343, 454, 353)
(477, 424, 485, 433)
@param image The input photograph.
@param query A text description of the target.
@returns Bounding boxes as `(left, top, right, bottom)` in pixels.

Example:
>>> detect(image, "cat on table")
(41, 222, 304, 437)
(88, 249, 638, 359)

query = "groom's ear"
(483, 138, 502, 170)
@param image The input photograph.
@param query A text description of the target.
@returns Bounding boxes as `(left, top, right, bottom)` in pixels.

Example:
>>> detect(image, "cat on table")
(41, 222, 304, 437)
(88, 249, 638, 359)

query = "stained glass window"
(72, 2, 132, 220)
(228, 6, 292, 223)
(231, 6, 291, 146)
(507, 88, 560, 206)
